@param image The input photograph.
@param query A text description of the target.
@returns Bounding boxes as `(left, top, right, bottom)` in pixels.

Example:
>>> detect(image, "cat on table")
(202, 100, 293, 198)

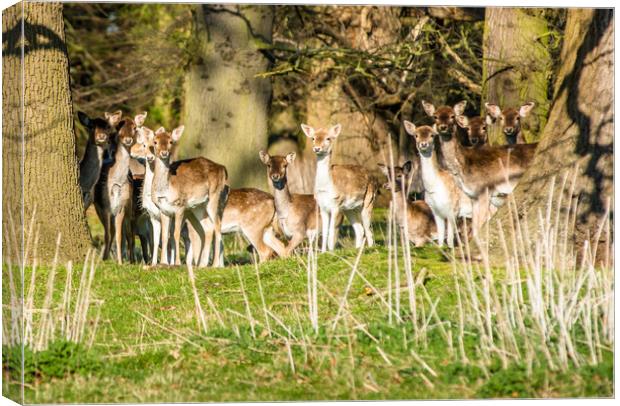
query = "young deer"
(259, 151, 321, 255)
(151, 126, 229, 267)
(302, 124, 376, 252)
(78, 110, 122, 209)
(378, 161, 437, 247)
(186, 188, 287, 265)
(485, 102, 535, 145)
(403, 122, 472, 247)
(94, 114, 141, 263)
(422, 101, 537, 233)
(455, 115, 488, 147)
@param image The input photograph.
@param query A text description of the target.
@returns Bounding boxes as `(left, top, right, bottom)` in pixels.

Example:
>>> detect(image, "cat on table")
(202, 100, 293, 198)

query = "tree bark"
(486, 9, 613, 265)
(2, 2, 91, 264)
(179, 4, 273, 190)
(481, 8, 552, 144)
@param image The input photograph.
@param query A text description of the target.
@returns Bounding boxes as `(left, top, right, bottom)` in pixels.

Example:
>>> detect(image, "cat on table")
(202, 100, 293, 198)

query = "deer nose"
(504, 127, 514, 134)
(160, 151, 169, 159)
(471, 137, 479, 144)
(438, 124, 448, 132)
(419, 142, 429, 149)
(313, 147, 322, 153)
(271, 174, 280, 181)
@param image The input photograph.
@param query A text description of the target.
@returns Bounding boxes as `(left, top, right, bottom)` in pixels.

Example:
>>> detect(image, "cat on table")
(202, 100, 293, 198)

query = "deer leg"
(285, 233, 305, 257)
(244, 227, 272, 263)
(102, 213, 112, 260)
(186, 212, 205, 266)
(263, 226, 287, 258)
(434, 215, 445, 247)
(361, 204, 374, 247)
(160, 214, 171, 265)
(319, 207, 330, 253)
(446, 217, 455, 248)
(345, 209, 364, 248)
(206, 199, 224, 268)
(173, 210, 184, 266)
(327, 208, 340, 251)
(125, 216, 135, 263)
(114, 210, 125, 264)
(150, 217, 161, 266)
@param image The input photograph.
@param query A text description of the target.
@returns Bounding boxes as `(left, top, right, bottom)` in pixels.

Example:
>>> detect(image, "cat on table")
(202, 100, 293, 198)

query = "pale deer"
(302, 124, 376, 252)
(259, 151, 322, 255)
(403, 122, 472, 247)
(422, 100, 538, 232)
(378, 161, 437, 247)
(455, 115, 488, 147)
(151, 126, 229, 267)
(485, 102, 535, 145)
(78, 110, 122, 209)
(94, 114, 140, 263)
(186, 188, 287, 265)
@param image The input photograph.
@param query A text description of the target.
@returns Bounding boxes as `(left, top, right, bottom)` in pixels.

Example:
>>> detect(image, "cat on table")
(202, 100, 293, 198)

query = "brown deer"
(151, 126, 229, 267)
(455, 115, 488, 147)
(302, 123, 376, 252)
(378, 161, 437, 247)
(78, 110, 122, 209)
(94, 114, 140, 263)
(186, 188, 287, 265)
(484, 102, 535, 145)
(259, 150, 322, 255)
(421, 100, 538, 232)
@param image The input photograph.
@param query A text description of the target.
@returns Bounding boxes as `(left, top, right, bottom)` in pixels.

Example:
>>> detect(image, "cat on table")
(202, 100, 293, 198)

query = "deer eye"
(433, 115, 438, 120)
(450, 115, 455, 120)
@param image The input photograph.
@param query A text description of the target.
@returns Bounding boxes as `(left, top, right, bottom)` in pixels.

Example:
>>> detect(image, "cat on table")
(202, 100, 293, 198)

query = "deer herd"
(77, 99, 538, 267)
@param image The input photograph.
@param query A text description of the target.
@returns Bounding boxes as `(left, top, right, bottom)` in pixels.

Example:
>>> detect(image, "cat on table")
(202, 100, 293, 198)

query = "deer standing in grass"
(404, 122, 472, 247)
(151, 126, 229, 267)
(259, 151, 322, 255)
(485, 102, 535, 145)
(94, 114, 141, 263)
(421, 100, 538, 233)
(186, 188, 287, 265)
(302, 124, 376, 252)
(78, 110, 122, 209)
(378, 161, 437, 247)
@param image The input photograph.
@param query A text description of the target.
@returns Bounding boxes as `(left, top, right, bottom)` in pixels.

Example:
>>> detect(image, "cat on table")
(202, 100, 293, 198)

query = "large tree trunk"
(179, 4, 273, 190)
(481, 8, 552, 144)
(2, 2, 91, 264)
(487, 9, 613, 265)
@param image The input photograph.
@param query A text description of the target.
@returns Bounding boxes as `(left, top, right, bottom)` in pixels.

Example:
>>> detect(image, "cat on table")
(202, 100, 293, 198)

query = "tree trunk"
(179, 4, 273, 190)
(2, 2, 91, 264)
(481, 8, 552, 144)
(487, 9, 613, 265)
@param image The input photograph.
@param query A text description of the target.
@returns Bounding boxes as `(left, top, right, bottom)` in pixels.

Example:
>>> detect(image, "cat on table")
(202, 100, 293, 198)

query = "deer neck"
(79, 139, 105, 191)
(314, 152, 333, 193)
(142, 160, 156, 200)
(419, 150, 442, 193)
(272, 179, 293, 221)
(107, 143, 131, 187)
(153, 156, 172, 198)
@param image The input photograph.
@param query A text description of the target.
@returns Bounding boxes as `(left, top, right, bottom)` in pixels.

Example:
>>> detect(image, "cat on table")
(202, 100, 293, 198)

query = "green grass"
(2, 210, 614, 402)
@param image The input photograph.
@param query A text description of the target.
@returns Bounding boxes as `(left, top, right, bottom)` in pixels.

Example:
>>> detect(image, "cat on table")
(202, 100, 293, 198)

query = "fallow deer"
(378, 161, 437, 247)
(259, 151, 322, 255)
(485, 102, 535, 145)
(455, 115, 488, 147)
(78, 110, 122, 209)
(403, 122, 472, 247)
(421, 100, 538, 232)
(302, 124, 376, 252)
(94, 114, 140, 263)
(151, 126, 229, 267)
(186, 188, 287, 265)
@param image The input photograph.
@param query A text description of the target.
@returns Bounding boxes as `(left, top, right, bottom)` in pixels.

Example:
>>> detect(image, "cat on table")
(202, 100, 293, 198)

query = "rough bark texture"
(179, 4, 273, 190)
(487, 9, 613, 265)
(2, 2, 91, 264)
(482, 8, 552, 144)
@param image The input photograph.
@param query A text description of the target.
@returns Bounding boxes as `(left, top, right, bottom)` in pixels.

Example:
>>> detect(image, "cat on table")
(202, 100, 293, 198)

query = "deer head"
(301, 123, 342, 156)
(404, 120, 438, 158)
(131, 126, 156, 164)
(78, 111, 120, 146)
(378, 161, 412, 192)
(153, 125, 185, 162)
(455, 115, 488, 147)
(485, 102, 535, 144)
(259, 151, 296, 190)
(422, 100, 467, 139)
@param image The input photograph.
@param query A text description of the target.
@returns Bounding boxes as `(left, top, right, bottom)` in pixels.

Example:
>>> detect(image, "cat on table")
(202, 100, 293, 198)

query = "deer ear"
(300, 124, 315, 138)
(285, 152, 296, 163)
(402, 160, 413, 174)
(519, 102, 535, 117)
(421, 100, 436, 117)
(485, 114, 495, 126)
(77, 112, 91, 128)
(171, 125, 184, 143)
(403, 120, 416, 136)
(328, 124, 342, 138)
(455, 115, 469, 128)
(454, 100, 467, 116)
(105, 110, 123, 127)
(259, 150, 270, 164)
(134, 112, 148, 127)
(485, 103, 502, 119)
(155, 127, 166, 135)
